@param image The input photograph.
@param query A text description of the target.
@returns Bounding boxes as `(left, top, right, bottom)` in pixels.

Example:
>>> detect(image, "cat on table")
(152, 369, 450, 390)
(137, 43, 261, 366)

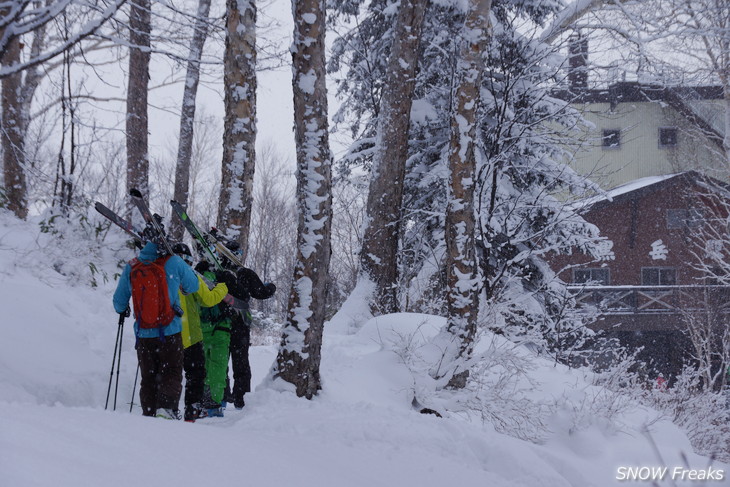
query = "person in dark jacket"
(113, 239, 199, 420)
(216, 240, 276, 409)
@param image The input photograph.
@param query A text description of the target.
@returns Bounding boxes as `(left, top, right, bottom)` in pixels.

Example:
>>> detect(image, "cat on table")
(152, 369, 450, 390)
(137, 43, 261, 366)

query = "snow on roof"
(603, 174, 679, 200)
(572, 174, 680, 211)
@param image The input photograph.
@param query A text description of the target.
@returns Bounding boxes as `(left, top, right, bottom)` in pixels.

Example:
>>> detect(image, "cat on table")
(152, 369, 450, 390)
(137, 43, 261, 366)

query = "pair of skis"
(169, 200, 245, 271)
(95, 189, 247, 310)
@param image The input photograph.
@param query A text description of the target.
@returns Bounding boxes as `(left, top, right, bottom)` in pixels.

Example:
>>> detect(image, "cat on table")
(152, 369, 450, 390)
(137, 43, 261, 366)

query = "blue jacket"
(113, 242, 199, 338)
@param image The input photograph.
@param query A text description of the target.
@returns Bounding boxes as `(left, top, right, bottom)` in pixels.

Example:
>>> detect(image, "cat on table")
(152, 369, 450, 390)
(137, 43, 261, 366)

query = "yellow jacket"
(180, 275, 228, 348)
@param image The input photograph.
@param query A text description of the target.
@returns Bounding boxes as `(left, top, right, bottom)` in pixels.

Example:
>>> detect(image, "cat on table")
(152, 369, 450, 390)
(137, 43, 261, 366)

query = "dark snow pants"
(183, 341, 206, 408)
(136, 333, 183, 416)
(225, 314, 251, 408)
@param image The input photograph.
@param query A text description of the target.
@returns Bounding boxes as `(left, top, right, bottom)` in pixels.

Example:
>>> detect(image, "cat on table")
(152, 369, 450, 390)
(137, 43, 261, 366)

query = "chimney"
(568, 33, 588, 92)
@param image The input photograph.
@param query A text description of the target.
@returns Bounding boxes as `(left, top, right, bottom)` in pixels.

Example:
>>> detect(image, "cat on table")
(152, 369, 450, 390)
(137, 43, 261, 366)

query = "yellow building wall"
(568, 101, 724, 189)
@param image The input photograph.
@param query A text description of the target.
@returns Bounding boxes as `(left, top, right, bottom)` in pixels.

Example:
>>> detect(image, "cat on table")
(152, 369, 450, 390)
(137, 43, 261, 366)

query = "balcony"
(566, 285, 730, 315)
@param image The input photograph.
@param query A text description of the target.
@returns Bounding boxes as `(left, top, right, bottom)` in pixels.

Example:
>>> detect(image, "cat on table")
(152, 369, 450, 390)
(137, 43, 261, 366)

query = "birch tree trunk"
(358, 0, 427, 315)
(440, 0, 491, 389)
(273, 0, 332, 399)
(170, 0, 213, 241)
(126, 0, 152, 209)
(1, 35, 28, 219)
(218, 0, 256, 253)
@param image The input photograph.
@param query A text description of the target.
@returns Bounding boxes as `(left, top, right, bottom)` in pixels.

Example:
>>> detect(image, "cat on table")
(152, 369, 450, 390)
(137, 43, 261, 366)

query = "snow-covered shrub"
(0, 202, 131, 288)
(250, 310, 283, 346)
(641, 366, 730, 462)
(590, 349, 730, 462)
(381, 319, 552, 442)
(35, 204, 132, 287)
(455, 340, 552, 442)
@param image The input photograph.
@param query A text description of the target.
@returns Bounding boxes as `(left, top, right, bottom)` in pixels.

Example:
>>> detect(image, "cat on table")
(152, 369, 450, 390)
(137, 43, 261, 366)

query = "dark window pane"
(574, 268, 609, 285)
(642, 268, 659, 285)
(687, 209, 704, 227)
(574, 269, 591, 283)
(592, 268, 609, 285)
(660, 268, 676, 285)
(659, 127, 677, 147)
(602, 129, 621, 148)
(667, 209, 703, 229)
(666, 209, 687, 229)
(642, 267, 676, 285)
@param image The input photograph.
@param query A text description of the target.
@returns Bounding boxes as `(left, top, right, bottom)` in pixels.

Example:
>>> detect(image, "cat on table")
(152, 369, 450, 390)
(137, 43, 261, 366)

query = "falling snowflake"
(649, 239, 668, 260)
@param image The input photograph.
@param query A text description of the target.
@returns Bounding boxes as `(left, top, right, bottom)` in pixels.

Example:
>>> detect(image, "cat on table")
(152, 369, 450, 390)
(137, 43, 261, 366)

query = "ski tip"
(94, 201, 103, 210)
(129, 188, 143, 198)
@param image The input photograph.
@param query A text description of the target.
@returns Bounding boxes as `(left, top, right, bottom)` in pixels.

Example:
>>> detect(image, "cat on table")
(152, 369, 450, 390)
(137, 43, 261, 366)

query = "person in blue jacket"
(113, 239, 199, 420)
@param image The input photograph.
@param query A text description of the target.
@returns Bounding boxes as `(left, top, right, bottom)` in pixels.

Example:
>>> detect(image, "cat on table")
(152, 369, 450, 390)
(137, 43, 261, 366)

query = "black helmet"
(172, 242, 193, 265)
(172, 242, 192, 256)
(225, 240, 241, 254)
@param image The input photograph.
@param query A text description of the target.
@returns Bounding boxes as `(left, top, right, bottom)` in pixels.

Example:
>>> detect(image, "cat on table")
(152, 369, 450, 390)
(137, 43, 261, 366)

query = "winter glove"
(195, 261, 211, 274)
(123, 307, 131, 318)
(265, 282, 276, 294)
(215, 270, 237, 288)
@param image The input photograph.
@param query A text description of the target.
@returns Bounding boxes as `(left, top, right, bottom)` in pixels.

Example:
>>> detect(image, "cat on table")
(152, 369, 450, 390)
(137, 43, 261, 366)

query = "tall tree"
(1, 35, 27, 218)
(170, 0, 213, 241)
(273, 0, 332, 399)
(439, 0, 492, 388)
(218, 0, 257, 253)
(357, 0, 427, 315)
(125, 0, 152, 207)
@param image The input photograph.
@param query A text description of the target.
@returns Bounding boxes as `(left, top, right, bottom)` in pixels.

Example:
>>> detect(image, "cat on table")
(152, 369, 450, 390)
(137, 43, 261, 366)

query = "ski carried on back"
(95, 201, 144, 244)
(169, 200, 244, 269)
(169, 200, 225, 270)
(129, 188, 175, 256)
(94, 202, 144, 247)
(94, 194, 248, 311)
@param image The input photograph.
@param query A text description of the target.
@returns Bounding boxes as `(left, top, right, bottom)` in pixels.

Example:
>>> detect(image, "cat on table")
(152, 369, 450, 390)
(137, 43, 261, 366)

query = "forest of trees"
(2, 0, 730, 404)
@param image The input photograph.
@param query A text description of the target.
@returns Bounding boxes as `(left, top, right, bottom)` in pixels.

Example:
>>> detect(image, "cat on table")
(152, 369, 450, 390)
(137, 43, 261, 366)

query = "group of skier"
(112, 222, 276, 422)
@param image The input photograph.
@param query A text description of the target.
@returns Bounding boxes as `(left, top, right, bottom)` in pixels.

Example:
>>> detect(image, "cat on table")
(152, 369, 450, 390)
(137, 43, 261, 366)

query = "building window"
(602, 129, 621, 149)
(574, 268, 610, 285)
(641, 267, 676, 286)
(659, 127, 678, 147)
(666, 208, 704, 229)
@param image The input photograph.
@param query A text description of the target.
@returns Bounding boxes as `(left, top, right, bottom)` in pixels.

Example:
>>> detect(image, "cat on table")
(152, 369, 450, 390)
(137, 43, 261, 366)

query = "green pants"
(201, 320, 231, 404)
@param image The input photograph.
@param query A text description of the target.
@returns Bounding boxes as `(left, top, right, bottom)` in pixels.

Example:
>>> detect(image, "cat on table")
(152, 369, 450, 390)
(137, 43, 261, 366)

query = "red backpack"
(130, 255, 175, 330)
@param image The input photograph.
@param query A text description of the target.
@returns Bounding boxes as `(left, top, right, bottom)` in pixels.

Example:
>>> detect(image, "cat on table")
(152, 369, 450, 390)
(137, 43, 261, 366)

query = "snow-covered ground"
(1, 210, 728, 486)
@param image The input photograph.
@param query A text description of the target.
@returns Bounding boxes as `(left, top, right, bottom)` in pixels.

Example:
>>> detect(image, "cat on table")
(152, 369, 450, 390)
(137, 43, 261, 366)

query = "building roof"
(575, 171, 729, 212)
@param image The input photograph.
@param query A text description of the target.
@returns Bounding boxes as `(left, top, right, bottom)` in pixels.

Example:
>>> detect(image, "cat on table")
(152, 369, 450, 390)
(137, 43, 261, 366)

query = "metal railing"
(566, 285, 730, 315)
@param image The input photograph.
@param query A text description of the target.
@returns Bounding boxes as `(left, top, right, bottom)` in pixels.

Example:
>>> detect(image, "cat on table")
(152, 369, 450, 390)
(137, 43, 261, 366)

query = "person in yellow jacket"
(173, 243, 229, 422)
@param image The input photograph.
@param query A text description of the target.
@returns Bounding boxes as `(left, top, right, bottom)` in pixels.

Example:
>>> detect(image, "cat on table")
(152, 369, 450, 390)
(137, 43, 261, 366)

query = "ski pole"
(129, 363, 139, 413)
(105, 313, 125, 410)
(113, 313, 124, 411)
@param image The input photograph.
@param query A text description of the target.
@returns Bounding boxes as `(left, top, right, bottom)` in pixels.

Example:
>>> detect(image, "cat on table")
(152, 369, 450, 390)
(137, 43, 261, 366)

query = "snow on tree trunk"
(218, 0, 256, 253)
(171, 0, 213, 241)
(438, 0, 492, 389)
(1, 36, 28, 219)
(358, 0, 427, 316)
(126, 0, 151, 209)
(722, 87, 730, 164)
(273, 0, 332, 399)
